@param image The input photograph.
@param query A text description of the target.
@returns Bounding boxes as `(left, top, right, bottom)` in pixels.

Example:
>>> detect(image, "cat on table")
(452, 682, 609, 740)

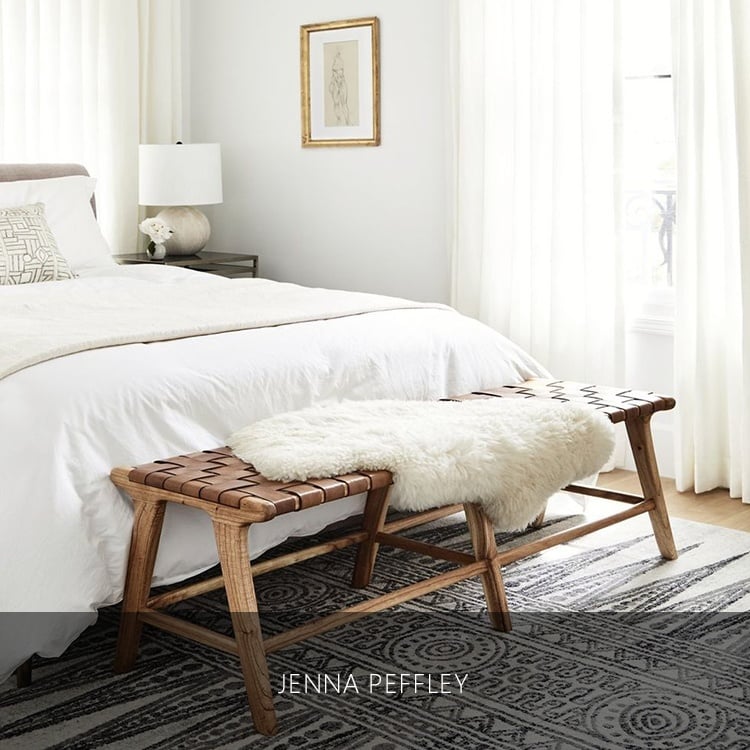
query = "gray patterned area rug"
(2, 499, 750, 750)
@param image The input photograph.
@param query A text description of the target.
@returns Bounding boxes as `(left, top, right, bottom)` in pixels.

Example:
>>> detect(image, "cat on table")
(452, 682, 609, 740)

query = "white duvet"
(0, 266, 546, 679)
(0, 268, 438, 380)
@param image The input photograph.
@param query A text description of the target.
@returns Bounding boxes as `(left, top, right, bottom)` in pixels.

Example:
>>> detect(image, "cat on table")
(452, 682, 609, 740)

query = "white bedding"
(0, 268, 438, 380)
(0, 265, 547, 679)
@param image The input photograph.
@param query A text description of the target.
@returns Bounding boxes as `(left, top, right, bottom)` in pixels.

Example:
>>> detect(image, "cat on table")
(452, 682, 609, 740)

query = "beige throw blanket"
(0, 277, 442, 380)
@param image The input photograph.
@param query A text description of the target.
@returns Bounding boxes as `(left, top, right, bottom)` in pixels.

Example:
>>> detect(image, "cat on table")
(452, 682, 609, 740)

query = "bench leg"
(114, 493, 166, 673)
(15, 658, 32, 688)
(530, 505, 547, 529)
(626, 414, 678, 560)
(352, 485, 392, 589)
(464, 503, 512, 632)
(213, 520, 277, 737)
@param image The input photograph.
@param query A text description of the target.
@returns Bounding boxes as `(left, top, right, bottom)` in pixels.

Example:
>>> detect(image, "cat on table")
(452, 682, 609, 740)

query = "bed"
(0, 164, 547, 681)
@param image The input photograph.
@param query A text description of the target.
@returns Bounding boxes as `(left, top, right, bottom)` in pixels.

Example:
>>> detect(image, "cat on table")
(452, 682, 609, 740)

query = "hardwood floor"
(599, 469, 750, 533)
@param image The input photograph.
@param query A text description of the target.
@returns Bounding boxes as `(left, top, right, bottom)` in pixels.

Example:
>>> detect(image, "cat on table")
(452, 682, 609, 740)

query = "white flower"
(139, 217, 173, 243)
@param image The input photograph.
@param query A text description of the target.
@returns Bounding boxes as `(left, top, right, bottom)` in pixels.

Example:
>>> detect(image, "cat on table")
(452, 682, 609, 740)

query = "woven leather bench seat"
(128, 446, 391, 518)
(446, 378, 675, 423)
(110, 378, 677, 737)
(126, 379, 674, 517)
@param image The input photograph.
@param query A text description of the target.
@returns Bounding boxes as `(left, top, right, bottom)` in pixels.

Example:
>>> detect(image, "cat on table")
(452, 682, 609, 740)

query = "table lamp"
(138, 142, 223, 256)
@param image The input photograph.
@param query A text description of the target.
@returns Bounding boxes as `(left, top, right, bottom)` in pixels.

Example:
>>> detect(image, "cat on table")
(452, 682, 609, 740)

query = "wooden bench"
(110, 379, 677, 736)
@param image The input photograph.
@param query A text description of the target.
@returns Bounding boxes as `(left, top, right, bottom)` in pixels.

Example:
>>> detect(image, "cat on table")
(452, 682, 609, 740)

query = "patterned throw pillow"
(0, 203, 74, 285)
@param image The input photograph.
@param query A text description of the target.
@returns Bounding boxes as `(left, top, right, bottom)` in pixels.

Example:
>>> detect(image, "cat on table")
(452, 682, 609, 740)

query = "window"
(622, 0, 676, 304)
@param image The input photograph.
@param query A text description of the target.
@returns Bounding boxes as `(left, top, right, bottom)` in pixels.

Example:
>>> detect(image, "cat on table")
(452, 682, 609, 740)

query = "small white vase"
(147, 242, 167, 260)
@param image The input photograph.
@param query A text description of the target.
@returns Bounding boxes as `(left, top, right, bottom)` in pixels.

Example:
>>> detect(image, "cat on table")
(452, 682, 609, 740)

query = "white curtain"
(673, 0, 750, 500)
(0, 0, 183, 253)
(451, 0, 624, 385)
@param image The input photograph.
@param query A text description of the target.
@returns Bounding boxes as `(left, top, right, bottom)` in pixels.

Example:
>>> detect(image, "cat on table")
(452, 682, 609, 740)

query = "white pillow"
(0, 175, 115, 272)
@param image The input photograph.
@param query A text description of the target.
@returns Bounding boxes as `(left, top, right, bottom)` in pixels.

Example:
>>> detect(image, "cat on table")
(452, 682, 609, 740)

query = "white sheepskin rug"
(229, 399, 615, 531)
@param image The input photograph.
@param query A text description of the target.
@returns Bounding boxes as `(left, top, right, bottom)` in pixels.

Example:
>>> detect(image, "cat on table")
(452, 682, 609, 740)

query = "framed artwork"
(300, 17, 380, 147)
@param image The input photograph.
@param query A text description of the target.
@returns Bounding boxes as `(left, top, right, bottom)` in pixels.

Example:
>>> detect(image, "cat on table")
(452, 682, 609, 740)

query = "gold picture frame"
(300, 17, 380, 147)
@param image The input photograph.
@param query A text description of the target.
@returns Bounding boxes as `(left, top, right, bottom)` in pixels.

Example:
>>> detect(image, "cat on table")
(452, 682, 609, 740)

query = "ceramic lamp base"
(157, 206, 211, 256)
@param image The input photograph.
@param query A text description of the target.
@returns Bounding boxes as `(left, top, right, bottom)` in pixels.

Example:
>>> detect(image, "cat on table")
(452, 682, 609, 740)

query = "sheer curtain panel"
(451, 0, 624, 385)
(0, 0, 183, 253)
(672, 0, 750, 500)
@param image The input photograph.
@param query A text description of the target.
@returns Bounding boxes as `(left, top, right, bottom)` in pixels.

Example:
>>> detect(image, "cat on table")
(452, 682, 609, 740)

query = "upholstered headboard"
(0, 163, 96, 215)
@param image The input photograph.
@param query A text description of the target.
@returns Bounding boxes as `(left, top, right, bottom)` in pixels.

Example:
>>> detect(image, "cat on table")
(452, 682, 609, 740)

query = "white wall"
(188, 0, 451, 302)
(187, 2, 679, 477)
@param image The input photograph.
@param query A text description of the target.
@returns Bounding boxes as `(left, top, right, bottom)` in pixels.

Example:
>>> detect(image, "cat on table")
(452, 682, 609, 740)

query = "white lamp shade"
(139, 143, 223, 206)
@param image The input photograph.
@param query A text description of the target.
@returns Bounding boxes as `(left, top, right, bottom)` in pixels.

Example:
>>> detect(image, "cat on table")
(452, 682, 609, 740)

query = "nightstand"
(113, 251, 259, 279)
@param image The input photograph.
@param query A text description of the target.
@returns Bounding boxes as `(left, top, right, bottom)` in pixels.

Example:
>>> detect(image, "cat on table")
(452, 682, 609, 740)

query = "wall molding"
(629, 315, 674, 336)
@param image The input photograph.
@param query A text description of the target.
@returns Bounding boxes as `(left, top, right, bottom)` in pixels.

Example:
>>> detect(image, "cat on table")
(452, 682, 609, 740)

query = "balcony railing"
(625, 187, 676, 286)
